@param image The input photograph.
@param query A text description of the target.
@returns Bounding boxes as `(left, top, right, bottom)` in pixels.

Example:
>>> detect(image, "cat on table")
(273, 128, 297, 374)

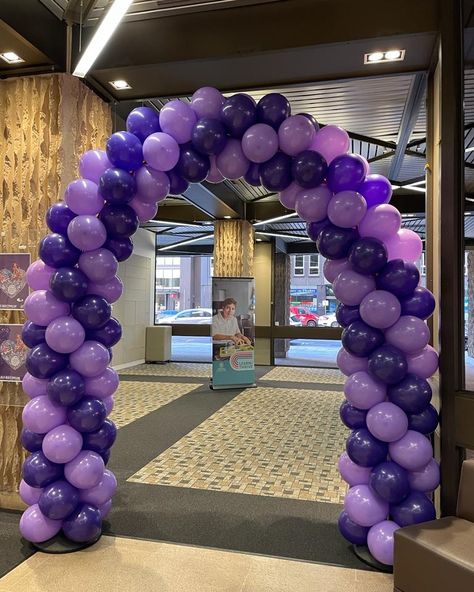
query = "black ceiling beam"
(183, 182, 244, 219)
(286, 242, 318, 254)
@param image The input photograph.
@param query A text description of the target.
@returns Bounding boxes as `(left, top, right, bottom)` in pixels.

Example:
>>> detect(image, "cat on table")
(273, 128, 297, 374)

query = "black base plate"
(352, 544, 393, 573)
(29, 531, 101, 554)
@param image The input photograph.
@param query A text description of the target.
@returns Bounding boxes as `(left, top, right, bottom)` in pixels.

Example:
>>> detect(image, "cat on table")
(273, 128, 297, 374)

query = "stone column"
(213, 220, 254, 277)
(0, 74, 111, 509)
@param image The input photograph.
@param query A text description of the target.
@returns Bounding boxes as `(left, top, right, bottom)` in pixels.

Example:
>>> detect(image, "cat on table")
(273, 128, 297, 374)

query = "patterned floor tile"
(262, 366, 345, 385)
(118, 362, 211, 379)
(111, 381, 199, 428)
(128, 387, 347, 504)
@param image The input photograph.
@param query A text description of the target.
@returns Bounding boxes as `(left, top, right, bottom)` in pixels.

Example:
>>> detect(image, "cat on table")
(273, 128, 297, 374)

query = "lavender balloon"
(406, 345, 439, 378)
(327, 191, 367, 228)
(359, 204, 401, 241)
(344, 371, 386, 410)
(159, 100, 197, 144)
(135, 165, 170, 204)
(143, 132, 180, 172)
(310, 125, 350, 164)
(408, 459, 440, 492)
(45, 316, 85, 354)
(22, 396, 67, 434)
(19, 504, 62, 543)
(216, 138, 250, 180)
(389, 430, 433, 472)
(24, 290, 70, 326)
(191, 87, 225, 119)
(367, 520, 399, 565)
(242, 123, 278, 163)
(333, 270, 376, 306)
(337, 348, 368, 376)
(67, 215, 107, 252)
(64, 451, 105, 490)
(79, 248, 118, 284)
(295, 185, 332, 222)
(65, 179, 104, 216)
(344, 484, 389, 527)
(366, 402, 408, 443)
(79, 150, 112, 185)
(42, 424, 83, 464)
(26, 260, 55, 291)
(338, 452, 371, 486)
(359, 290, 401, 329)
(278, 115, 315, 156)
(69, 341, 109, 378)
(385, 315, 430, 354)
(323, 258, 353, 283)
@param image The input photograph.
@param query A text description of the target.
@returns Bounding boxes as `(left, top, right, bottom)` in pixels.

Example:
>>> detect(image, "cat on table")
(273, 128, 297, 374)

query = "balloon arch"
(18, 88, 439, 566)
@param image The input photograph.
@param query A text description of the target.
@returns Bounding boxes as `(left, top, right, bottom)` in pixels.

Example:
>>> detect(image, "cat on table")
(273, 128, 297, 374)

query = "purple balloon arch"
(19, 88, 439, 563)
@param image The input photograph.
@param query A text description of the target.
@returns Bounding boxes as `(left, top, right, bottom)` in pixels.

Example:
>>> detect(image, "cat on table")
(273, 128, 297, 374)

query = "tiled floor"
(118, 362, 212, 378)
(262, 366, 345, 385)
(129, 386, 347, 503)
(0, 535, 393, 592)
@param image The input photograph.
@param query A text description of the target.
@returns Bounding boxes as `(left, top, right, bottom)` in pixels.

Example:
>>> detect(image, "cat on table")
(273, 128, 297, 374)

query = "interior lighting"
(0, 51, 24, 64)
(152, 220, 201, 228)
(367, 52, 384, 62)
(255, 231, 311, 241)
(466, 147, 474, 153)
(385, 50, 402, 60)
(364, 50, 405, 65)
(223, 215, 232, 219)
(158, 234, 214, 251)
(110, 79, 131, 90)
(253, 213, 298, 226)
(73, 0, 134, 78)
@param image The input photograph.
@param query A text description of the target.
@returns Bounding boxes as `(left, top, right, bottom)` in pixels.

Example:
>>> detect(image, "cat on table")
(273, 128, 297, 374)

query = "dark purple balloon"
(50, 267, 89, 303)
(67, 397, 107, 433)
(175, 145, 210, 183)
(21, 428, 45, 453)
(46, 203, 76, 235)
(400, 287, 436, 320)
(338, 510, 369, 545)
(316, 224, 358, 260)
(98, 168, 136, 204)
(336, 303, 361, 328)
(22, 321, 46, 348)
(390, 491, 436, 527)
(368, 344, 407, 385)
(87, 318, 122, 348)
(376, 259, 420, 298)
(244, 162, 261, 186)
(39, 233, 81, 268)
(47, 369, 86, 407)
(107, 347, 113, 362)
(306, 219, 330, 242)
(259, 151, 292, 191)
(23, 451, 63, 488)
(388, 374, 432, 414)
(39, 479, 80, 520)
(326, 154, 366, 193)
(62, 503, 102, 543)
(100, 449, 111, 465)
(191, 118, 227, 155)
(104, 237, 133, 262)
(25, 343, 68, 379)
(299, 112, 320, 132)
(339, 401, 367, 429)
(220, 94, 257, 138)
(126, 106, 161, 143)
(83, 419, 117, 455)
(342, 321, 385, 358)
(256, 93, 291, 130)
(408, 404, 439, 435)
(291, 150, 327, 188)
(99, 204, 139, 238)
(72, 295, 111, 330)
(369, 461, 410, 504)
(346, 428, 388, 467)
(168, 168, 189, 195)
(348, 237, 388, 275)
(106, 131, 143, 171)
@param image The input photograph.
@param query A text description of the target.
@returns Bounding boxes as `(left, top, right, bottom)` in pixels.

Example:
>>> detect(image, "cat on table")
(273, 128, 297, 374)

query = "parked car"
(157, 308, 213, 324)
(289, 306, 319, 327)
(289, 315, 302, 326)
(318, 313, 339, 328)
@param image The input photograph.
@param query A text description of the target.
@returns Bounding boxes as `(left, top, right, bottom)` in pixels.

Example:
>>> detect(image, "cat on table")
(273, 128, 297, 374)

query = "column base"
(352, 544, 393, 573)
(28, 531, 101, 554)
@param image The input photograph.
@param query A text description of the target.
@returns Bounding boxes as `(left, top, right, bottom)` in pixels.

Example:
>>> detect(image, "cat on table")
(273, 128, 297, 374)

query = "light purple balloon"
(191, 86, 225, 119)
(159, 100, 197, 144)
(216, 138, 250, 180)
(327, 191, 367, 228)
(309, 125, 350, 164)
(344, 371, 386, 410)
(19, 504, 62, 543)
(359, 290, 401, 329)
(45, 315, 85, 354)
(242, 123, 278, 163)
(87, 276, 123, 304)
(64, 450, 105, 490)
(135, 165, 170, 204)
(408, 459, 440, 492)
(79, 248, 118, 284)
(22, 396, 67, 434)
(102, 395, 115, 416)
(24, 290, 70, 326)
(69, 340, 110, 378)
(366, 402, 408, 442)
(333, 270, 376, 306)
(278, 115, 315, 156)
(385, 316, 430, 354)
(337, 348, 368, 376)
(359, 155, 370, 177)
(22, 373, 48, 398)
(19, 479, 43, 505)
(358, 204, 401, 241)
(42, 424, 83, 464)
(323, 258, 353, 283)
(143, 132, 180, 172)
(279, 182, 302, 209)
(207, 156, 225, 183)
(26, 260, 55, 291)
(338, 452, 371, 486)
(79, 469, 117, 506)
(406, 345, 439, 379)
(79, 150, 112, 185)
(367, 520, 399, 566)
(67, 215, 107, 252)
(389, 430, 433, 471)
(64, 179, 104, 216)
(84, 368, 119, 399)
(295, 185, 332, 222)
(129, 196, 158, 223)
(384, 229, 423, 262)
(99, 499, 113, 519)
(344, 484, 389, 527)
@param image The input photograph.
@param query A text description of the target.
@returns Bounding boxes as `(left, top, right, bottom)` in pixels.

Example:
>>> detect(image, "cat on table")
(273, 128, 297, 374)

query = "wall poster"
(0, 325, 28, 382)
(0, 253, 30, 310)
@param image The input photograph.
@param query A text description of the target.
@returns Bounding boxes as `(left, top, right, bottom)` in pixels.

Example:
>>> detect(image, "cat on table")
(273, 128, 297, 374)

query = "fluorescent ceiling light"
(223, 215, 232, 219)
(391, 185, 401, 190)
(0, 51, 24, 64)
(404, 185, 426, 193)
(407, 180, 426, 187)
(255, 231, 311, 241)
(385, 50, 402, 60)
(158, 234, 214, 251)
(253, 213, 298, 226)
(364, 50, 405, 65)
(256, 238, 263, 242)
(109, 79, 131, 90)
(151, 220, 201, 228)
(73, 0, 133, 78)
(466, 147, 474, 153)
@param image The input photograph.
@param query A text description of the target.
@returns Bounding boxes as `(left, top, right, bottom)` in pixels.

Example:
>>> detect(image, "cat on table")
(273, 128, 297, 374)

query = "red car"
(289, 306, 319, 327)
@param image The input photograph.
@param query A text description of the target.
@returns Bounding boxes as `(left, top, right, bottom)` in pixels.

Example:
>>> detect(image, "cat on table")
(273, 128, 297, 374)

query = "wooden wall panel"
(213, 220, 254, 278)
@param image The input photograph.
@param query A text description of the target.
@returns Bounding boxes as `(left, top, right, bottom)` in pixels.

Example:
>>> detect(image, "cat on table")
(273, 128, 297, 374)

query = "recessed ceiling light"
(223, 215, 232, 219)
(385, 50, 402, 60)
(256, 238, 263, 242)
(110, 79, 131, 90)
(367, 52, 384, 62)
(364, 50, 405, 64)
(203, 221, 213, 225)
(0, 51, 24, 64)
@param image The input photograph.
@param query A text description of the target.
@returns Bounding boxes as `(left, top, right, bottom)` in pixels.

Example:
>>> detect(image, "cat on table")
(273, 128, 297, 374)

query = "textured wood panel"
(0, 74, 111, 506)
(213, 220, 254, 277)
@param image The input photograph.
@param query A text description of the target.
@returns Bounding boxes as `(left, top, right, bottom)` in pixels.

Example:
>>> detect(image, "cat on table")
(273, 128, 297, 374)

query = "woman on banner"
(211, 298, 252, 345)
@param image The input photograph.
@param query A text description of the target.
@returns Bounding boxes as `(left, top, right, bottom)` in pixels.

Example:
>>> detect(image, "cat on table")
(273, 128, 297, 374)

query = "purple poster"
(0, 325, 28, 382)
(0, 253, 30, 310)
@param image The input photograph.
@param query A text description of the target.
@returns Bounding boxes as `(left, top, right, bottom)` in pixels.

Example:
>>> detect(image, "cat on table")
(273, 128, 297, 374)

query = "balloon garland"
(18, 88, 439, 564)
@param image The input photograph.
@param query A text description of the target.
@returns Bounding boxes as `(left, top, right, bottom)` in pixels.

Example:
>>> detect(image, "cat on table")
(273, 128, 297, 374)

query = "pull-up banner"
(211, 277, 256, 389)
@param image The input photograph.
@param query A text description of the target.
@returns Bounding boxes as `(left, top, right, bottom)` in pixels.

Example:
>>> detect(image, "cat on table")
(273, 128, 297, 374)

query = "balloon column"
(19, 89, 439, 556)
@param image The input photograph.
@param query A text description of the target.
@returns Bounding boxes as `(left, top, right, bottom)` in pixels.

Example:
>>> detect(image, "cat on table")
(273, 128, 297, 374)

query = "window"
(294, 255, 304, 276)
(309, 254, 320, 276)
(465, 252, 468, 276)
(421, 252, 426, 277)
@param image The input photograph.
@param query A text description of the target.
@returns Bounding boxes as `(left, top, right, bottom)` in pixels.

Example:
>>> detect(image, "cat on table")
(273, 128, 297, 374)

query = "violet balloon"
(368, 344, 407, 385)
(26, 260, 55, 291)
(39, 479, 80, 520)
(333, 269, 376, 306)
(104, 237, 133, 263)
(344, 371, 386, 410)
(98, 168, 136, 205)
(389, 430, 433, 472)
(68, 397, 107, 433)
(306, 219, 330, 242)
(388, 373, 432, 414)
(256, 93, 291, 130)
(367, 520, 399, 566)
(192, 118, 228, 156)
(259, 151, 292, 192)
(79, 150, 112, 185)
(357, 174, 392, 208)
(359, 290, 401, 329)
(167, 168, 189, 195)
(22, 321, 46, 348)
(46, 202, 76, 235)
(21, 428, 45, 453)
(295, 185, 332, 222)
(376, 259, 419, 298)
(408, 404, 439, 435)
(87, 317, 122, 348)
(42, 424, 83, 464)
(390, 491, 436, 527)
(366, 402, 408, 443)
(335, 303, 360, 328)
(126, 107, 161, 143)
(348, 237, 388, 275)
(50, 267, 89, 303)
(317, 225, 358, 260)
(327, 191, 367, 228)
(106, 131, 143, 171)
(159, 100, 197, 144)
(342, 320, 385, 358)
(26, 343, 68, 379)
(310, 125, 350, 164)
(176, 144, 210, 183)
(338, 511, 369, 545)
(327, 154, 366, 193)
(339, 401, 368, 429)
(191, 87, 225, 119)
(369, 461, 410, 504)
(220, 94, 257, 138)
(72, 295, 111, 330)
(39, 233, 81, 269)
(62, 503, 102, 543)
(23, 451, 63, 488)
(47, 369, 85, 407)
(83, 419, 117, 454)
(338, 452, 371, 486)
(291, 150, 327, 188)
(216, 138, 250, 180)
(344, 484, 389, 527)
(65, 179, 104, 216)
(337, 347, 368, 376)
(19, 504, 62, 543)
(346, 428, 388, 468)
(45, 316, 85, 354)
(69, 341, 110, 378)
(143, 132, 180, 172)
(99, 204, 139, 238)
(400, 287, 436, 320)
(244, 162, 261, 187)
